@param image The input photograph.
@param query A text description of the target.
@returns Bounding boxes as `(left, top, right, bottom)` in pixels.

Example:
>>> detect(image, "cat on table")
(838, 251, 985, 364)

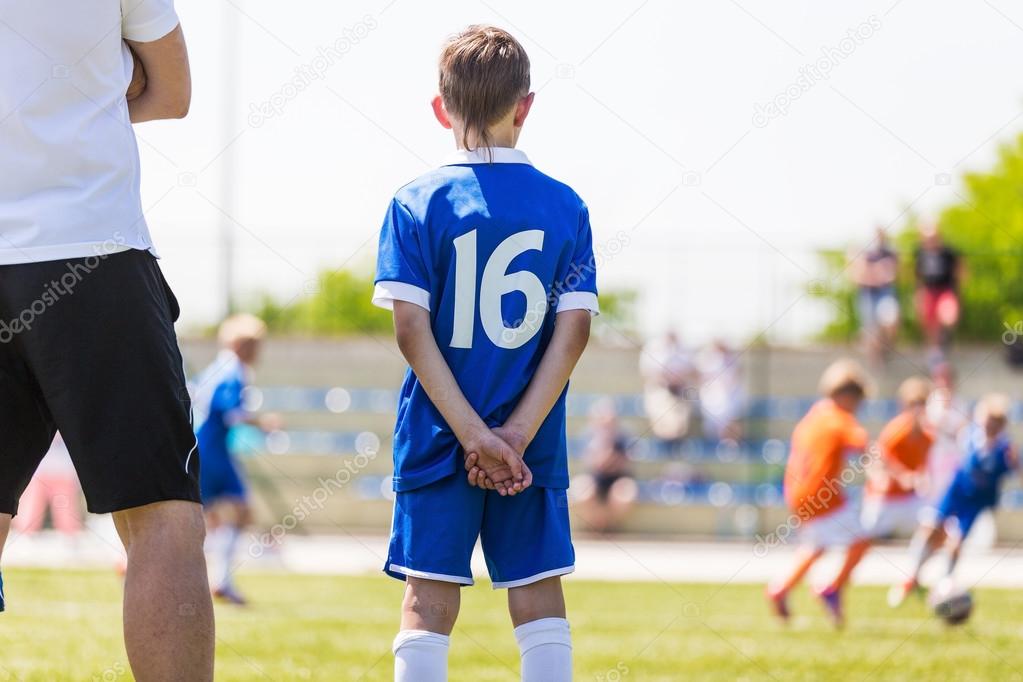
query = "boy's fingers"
(464, 452, 478, 471)
(504, 450, 525, 481)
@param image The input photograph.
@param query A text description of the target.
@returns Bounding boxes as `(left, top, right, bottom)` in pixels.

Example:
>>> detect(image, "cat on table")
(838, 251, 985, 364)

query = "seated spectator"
(640, 331, 696, 454)
(696, 339, 745, 441)
(572, 400, 638, 534)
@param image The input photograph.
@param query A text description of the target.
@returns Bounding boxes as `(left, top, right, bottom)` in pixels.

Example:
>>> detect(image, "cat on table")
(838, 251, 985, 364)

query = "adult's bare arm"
(125, 24, 190, 123)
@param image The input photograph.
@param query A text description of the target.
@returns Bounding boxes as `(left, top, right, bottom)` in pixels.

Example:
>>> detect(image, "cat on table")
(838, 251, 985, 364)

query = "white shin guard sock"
(393, 630, 450, 682)
(514, 617, 572, 682)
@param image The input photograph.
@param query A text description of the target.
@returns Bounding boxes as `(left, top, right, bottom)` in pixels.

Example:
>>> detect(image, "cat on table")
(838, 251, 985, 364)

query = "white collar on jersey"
(441, 147, 532, 166)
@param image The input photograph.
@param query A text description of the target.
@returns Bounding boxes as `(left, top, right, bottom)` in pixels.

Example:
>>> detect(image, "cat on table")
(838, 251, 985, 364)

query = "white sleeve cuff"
(372, 281, 430, 311)
(122, 0, 180, 42)
(556, 291, 600, 316)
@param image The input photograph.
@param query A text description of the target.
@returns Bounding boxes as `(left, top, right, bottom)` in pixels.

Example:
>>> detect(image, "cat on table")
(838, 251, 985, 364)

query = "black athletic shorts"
(0, 248, 200, 514)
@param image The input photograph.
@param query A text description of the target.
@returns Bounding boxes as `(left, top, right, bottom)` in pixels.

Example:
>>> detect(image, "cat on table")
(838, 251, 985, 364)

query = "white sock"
(216, 526, 241, 591)
(393, 630, 449, 682)
(515, 618, 572, 682)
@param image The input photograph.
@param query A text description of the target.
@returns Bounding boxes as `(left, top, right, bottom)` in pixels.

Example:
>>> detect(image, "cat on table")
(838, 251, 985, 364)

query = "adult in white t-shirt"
(0, 2, 212, 679)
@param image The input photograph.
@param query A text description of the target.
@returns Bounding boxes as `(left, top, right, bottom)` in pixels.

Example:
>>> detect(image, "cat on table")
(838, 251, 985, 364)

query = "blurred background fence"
(179, 337, 1023, 541)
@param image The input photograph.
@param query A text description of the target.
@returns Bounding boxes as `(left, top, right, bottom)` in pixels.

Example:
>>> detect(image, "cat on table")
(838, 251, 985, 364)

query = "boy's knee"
(508, 577, 566, 626)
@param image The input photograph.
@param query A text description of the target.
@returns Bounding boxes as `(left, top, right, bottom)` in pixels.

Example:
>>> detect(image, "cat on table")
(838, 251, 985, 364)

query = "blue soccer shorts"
(385, 472, 574, 588)
(199, 452, 247, 505)
(935, 488, 991, 537)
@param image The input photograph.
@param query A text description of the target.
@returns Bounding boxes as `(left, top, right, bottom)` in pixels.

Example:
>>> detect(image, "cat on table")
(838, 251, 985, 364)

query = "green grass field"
(1, 568, 1021, 681)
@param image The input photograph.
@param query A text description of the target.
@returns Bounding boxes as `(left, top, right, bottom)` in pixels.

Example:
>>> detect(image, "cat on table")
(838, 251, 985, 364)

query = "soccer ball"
(928, 578, 973, 625)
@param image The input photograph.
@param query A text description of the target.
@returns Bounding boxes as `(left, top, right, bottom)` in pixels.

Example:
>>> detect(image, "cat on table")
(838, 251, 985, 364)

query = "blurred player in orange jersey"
(767, 359, 872, 627)
(860, 377, 934, 539)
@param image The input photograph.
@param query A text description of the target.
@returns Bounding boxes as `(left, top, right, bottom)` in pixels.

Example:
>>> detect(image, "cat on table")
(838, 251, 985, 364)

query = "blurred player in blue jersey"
(372, 26, 598, 682)
(890, 393, 1017, 606)
(191, 313, 281, 605)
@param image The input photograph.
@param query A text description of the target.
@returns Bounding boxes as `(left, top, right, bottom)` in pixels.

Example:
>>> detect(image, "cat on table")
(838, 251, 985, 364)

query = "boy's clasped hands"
(463, 424, 533, 496)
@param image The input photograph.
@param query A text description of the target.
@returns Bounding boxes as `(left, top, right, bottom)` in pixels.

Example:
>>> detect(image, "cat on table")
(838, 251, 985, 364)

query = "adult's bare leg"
(113, 500, 214, 682)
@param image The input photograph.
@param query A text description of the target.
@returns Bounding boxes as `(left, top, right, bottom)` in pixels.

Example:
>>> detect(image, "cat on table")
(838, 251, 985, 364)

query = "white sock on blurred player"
(215, 526, 241, 591)
(515, 617, 572, 682)
(393, 630, 448, 682)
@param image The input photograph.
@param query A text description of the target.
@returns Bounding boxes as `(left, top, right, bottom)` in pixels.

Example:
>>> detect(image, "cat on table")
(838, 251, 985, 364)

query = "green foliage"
(595, 289, 639, 334)
(255, 269, 393, 336)
(814, 133, 1023, 342)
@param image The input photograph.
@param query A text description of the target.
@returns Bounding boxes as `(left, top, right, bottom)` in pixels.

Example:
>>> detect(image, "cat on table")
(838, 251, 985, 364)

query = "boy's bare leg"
(508, 577, 571, 682)
(889, 525, 944, 607)
(396, 577, 459, 682)
(909, 525, 944, 580)
(766, 546, 824, 622)
(113, 500, 214, 682)
(824, 538, 871, 593)
(775, 546, 824, 595)
(400, 577, 461, 633)
(945, 535, 963, 576)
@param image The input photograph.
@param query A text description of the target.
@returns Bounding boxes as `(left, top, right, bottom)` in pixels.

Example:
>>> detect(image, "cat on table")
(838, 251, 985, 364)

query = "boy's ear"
(432, 95, 452, 129)
(513, 92, 535, 128)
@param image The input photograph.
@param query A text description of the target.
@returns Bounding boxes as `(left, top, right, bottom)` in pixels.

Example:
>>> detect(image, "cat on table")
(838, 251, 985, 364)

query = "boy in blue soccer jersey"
(192, 313, 281, 605)
(890, 393, 1017, 606)
(372, 26, 598, 682)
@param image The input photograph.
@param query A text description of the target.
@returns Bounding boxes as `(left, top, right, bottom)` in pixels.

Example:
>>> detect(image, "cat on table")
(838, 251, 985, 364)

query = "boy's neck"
(452, 125, 519, 151)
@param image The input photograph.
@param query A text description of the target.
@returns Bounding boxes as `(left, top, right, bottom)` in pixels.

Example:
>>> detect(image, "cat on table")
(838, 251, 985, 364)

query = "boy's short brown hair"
(218, 313, 267, 347)
(818, 358, 872, 399)
(977, 393, 1010, 424)
(439, 25, 530, 150)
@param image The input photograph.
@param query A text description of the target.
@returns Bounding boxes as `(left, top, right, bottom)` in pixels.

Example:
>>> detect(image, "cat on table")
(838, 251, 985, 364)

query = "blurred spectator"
(696, 339, 746, 441)
(573, 400, 638, 534)
(914, 223, 964, 356)
(13, 433, 83, 538)
(850, 227, 900, 364)
(640, 331, 696, 454)
(923, 362, 969, 505)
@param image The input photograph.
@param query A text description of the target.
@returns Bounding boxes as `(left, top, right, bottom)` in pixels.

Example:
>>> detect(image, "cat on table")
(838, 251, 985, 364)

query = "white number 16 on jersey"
(450, 229, 547, 350)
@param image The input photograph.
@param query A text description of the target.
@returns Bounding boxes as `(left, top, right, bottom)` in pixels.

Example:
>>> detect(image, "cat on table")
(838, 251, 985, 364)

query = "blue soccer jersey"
(936, 425, 1016, 535)
(190, 350, 251, 501)
(373, 148, 599, 492)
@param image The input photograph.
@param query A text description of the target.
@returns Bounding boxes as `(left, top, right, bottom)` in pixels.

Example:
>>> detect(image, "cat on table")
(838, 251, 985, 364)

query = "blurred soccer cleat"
(766, 587, 790, 622)
(213, 586, 248, 606)
(0, 571, 5, 612)
(816, 586, 844, 628)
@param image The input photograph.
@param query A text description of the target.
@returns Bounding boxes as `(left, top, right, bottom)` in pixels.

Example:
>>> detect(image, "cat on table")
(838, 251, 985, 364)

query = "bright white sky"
(140, 0, 1023, 343)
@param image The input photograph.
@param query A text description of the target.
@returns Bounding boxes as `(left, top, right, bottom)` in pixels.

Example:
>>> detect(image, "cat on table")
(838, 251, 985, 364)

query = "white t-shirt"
(0, 0, 179, 265)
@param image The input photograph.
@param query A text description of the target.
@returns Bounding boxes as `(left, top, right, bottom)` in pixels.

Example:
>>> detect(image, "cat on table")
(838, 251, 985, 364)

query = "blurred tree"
(813, 133, 1023, 343)
(255, 270, 392, 335)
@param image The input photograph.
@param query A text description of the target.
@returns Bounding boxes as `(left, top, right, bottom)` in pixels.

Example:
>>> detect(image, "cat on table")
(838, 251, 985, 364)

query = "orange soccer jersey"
(784, 400, 869, 520)
(865, 411, 933, 498)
